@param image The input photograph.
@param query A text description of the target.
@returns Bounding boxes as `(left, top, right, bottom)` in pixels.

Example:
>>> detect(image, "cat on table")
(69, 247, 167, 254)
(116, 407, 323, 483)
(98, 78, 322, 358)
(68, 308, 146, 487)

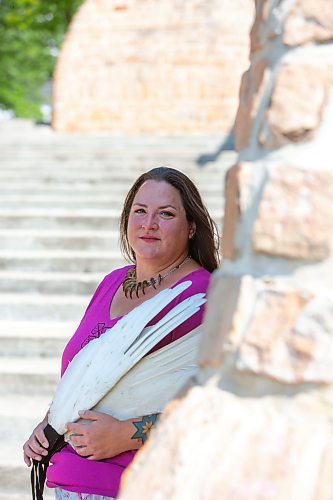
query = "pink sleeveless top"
(46, 265, 211, 497)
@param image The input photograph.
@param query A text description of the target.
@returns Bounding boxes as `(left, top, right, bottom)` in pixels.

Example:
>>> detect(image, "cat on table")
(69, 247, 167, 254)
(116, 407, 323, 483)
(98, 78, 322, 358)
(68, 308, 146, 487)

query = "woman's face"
(127, 180, 194, 267)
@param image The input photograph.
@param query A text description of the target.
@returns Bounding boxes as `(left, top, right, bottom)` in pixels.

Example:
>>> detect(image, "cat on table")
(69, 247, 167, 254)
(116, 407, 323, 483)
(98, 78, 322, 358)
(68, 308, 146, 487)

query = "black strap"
(31, 424, 66, 500)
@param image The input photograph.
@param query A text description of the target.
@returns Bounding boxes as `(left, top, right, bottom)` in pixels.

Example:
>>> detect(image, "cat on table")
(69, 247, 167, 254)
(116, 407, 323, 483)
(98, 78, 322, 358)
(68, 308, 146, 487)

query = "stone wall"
(52, 0, 254, 133)
(118, 1, 333, 498)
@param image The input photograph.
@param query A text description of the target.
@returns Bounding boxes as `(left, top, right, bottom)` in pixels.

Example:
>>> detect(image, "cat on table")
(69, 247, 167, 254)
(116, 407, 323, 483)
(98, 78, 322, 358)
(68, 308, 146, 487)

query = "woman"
(23, 166, 220, 499)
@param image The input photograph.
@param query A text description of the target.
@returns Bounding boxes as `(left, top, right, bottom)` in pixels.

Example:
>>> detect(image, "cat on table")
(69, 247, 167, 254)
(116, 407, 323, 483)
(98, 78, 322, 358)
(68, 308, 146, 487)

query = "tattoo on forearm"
(131, 414, 160, 444)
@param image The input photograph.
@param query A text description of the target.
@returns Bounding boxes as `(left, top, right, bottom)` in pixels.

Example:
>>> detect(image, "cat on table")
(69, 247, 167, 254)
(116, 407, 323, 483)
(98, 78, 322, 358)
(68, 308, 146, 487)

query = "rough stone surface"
(252, 165, 333, 260)
(221, 164, 240, 260)
(284, 0, 333, 46)
(119, 272, 333, 498)
(234, 58, 269, 151)
(259, 63, 328, 149)
(119, 386, 333, 500)
(199, 274, 333, 386)
(52, 0, 254, 133)
(250, 0, 277, 53)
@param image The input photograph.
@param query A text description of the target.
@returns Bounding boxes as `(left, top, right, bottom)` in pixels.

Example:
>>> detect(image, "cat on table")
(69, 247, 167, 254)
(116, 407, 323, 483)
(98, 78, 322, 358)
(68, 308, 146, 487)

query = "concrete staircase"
(0, 119, 236, 498)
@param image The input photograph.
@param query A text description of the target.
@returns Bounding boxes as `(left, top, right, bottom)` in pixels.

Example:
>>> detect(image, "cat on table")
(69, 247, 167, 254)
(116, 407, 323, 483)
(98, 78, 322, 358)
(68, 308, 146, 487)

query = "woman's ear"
(189, 222, 196, 239)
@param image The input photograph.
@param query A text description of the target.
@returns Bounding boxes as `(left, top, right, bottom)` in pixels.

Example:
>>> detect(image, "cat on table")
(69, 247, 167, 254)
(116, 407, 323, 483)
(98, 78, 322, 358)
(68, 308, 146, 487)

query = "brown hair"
(119, 166, 220, 272)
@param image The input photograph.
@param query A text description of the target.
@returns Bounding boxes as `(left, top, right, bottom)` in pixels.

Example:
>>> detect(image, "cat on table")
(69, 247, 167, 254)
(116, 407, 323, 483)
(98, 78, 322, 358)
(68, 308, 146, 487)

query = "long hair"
(119, 167, 220, 272)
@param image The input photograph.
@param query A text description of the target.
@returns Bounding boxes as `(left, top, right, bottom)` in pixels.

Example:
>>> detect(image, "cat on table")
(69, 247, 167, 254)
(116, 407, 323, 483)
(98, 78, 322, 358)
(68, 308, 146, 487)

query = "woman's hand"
(23, 415, 49, 467)
(66, 410, 133, 461)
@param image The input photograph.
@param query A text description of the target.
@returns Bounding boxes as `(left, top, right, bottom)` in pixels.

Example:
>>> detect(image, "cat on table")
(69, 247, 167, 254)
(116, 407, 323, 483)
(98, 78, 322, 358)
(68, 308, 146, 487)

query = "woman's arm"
(66, 410, 159, 460)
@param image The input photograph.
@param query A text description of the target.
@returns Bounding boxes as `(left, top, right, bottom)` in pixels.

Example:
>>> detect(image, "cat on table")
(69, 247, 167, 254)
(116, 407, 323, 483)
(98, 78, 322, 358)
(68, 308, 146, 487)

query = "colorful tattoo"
(131, 414, 159, 444)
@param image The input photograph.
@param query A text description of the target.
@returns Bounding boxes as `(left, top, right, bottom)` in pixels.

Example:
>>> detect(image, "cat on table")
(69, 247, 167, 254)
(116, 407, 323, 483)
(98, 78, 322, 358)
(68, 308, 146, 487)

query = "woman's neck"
(135, 252, 189, 282)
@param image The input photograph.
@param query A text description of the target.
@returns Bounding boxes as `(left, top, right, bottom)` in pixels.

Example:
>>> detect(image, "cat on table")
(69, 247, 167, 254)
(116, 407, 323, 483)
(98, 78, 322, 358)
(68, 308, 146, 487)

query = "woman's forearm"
(66, 410, 160, 460)
(127, 413, 160, 449)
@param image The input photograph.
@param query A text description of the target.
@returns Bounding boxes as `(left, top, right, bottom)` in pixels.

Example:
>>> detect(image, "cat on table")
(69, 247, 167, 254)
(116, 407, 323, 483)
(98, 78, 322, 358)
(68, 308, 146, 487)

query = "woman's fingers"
(23, 417, 49, 467)
(23, 443, 42, 466)
(34, 427, 49, 449)
(23, 450, 31, 467)
(30, 434, 48, 455)
(78, 409, 99, 421)
(74, 445, 90, 457)
(23, 433, 48, 467)
(66, 421, 87, 434)
(69, 433, 85, 447)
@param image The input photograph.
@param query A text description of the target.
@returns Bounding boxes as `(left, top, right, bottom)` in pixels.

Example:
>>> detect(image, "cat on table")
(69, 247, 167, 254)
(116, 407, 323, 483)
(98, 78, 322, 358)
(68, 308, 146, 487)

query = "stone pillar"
(118, 1, 333, 498)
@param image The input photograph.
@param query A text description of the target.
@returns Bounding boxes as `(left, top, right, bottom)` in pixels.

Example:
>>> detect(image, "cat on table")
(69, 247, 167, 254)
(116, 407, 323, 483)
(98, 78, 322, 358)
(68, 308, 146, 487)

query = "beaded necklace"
(122, 256, 191, 299)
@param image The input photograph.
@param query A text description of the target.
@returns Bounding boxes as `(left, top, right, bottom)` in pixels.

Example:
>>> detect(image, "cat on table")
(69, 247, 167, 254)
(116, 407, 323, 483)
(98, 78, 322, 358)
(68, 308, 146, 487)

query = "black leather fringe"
(31, 424, 66, 500)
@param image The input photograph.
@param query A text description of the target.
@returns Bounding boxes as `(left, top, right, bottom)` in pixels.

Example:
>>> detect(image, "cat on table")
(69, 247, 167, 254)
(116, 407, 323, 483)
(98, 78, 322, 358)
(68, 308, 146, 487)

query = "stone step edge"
(0, 228, 119, 237)
(0, 184, 223, 191)
(0, 356, 59, 374)
(0, 270, 104, 281)
(0, 250, 123, 258)
(0, 440, 53, 468)
(0, 320, 77, 338)
(0, 393, 51, 418)
(0, 208, 121, 216)
(0, 356, 60, 375)
(0, 293, 91, 304)
(0, 208, 223, 217)
(0, 194, 224, 204)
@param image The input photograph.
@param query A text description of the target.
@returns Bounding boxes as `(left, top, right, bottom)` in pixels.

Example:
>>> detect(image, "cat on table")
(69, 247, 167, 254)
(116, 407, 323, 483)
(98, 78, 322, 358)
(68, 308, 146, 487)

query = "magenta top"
(46, 265, 211, 497)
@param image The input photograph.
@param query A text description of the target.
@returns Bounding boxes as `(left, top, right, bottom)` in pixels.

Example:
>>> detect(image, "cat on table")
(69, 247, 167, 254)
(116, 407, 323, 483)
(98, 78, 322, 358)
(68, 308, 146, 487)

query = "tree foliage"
(0, 0, 83, 118)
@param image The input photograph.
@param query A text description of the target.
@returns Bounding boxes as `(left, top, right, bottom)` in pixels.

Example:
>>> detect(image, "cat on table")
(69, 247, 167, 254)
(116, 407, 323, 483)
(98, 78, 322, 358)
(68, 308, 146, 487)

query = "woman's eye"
(134, 208, 145, 214)
(160, 211, 174, 217)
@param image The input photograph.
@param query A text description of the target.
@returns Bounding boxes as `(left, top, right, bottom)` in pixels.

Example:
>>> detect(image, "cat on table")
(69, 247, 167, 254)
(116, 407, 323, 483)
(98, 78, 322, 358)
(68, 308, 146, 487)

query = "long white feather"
(49, 281, 206, 434)
(49, 282, 193, 418)
(64, 325, 202, 446)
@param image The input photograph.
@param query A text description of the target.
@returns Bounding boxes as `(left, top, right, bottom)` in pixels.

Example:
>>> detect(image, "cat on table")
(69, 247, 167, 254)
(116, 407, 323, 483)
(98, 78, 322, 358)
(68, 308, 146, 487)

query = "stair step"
(0, 163, 230, 178)
(0, 393, 51, 439)
(0, 167, 228, 179)
(0, 293, 90, 321)
(0, 321, 76, 357)
(0, 208, 121, 230)
(0, 229, 119, 251)
(0, 180, 134, 192)
(0, 211, 223, 231)
(0, 208, 223, 230)
(0, 250, 125, 272)
(0, 194, 224, 211)
(0, 356, 59, 394)
(0, 190, 224, 200)
(0, 440, 54, 497)
(0, 271, 103, 294)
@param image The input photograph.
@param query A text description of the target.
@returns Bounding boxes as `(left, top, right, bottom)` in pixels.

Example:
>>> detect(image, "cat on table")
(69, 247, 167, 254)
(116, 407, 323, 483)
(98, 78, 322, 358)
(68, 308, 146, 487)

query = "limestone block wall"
(118, 1, 333, 498)
(52, 0, 254, 133)
(227, 0, 333, 281)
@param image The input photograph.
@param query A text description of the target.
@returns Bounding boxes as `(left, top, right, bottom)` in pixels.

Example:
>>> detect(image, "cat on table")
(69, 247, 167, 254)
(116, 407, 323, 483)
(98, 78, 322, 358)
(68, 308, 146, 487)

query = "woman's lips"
(140, 236, 160, 243)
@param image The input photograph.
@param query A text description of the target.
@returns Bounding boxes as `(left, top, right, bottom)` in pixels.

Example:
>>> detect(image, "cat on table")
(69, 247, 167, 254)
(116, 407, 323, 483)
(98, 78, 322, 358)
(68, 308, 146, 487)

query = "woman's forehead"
(133, 180, 183, 206)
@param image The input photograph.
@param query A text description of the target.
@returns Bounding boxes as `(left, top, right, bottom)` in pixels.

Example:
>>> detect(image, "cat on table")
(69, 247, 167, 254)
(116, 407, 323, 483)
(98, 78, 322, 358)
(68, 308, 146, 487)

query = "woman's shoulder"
(102, 264, 134, 284)
(91, 265, 134, 298)
(179, 267, 211, 286)
(173, 267, 212, 296)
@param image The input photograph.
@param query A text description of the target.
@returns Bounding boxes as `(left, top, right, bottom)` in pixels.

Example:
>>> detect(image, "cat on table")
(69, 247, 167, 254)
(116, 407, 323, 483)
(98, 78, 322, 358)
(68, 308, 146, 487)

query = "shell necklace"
(122, 256, 191, 299)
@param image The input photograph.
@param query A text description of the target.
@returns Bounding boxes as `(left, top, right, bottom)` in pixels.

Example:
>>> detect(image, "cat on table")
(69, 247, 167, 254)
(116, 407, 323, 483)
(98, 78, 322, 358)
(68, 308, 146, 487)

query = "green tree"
(0, 0, 83, 119)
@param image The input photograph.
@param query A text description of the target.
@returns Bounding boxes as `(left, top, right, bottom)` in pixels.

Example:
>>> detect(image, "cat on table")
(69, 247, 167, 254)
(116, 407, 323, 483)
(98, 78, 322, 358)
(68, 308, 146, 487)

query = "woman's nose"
(142, 214, 158, 230)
